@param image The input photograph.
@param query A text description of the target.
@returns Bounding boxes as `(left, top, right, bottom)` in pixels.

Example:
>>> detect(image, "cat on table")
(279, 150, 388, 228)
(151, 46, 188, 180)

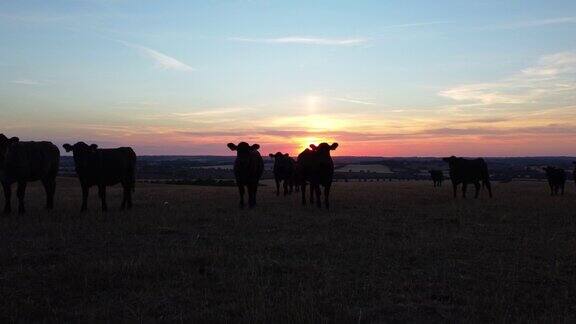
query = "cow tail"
(130, 151, 137, 192)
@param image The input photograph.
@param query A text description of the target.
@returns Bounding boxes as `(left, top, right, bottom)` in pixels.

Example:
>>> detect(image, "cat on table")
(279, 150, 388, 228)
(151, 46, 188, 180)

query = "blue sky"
(1, 0, 575, 156)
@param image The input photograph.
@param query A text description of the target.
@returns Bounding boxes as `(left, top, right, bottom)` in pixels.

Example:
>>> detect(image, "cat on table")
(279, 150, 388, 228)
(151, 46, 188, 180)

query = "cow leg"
(301, 183, 307, 205)
(16, 181, 27, 214)
(452, 182, 458, 198)
(41, 177, 56, 210)
(248, 183, 257, 208)
(2, 182, 11, 214)
(275, 178, 280, 196)
(324, 183, 331, 210)
(121, 183, 132, 210)
(315, 185, 321, 208)
(484, 180, 492, 198)
(81, 185, 89, 212)
(310, 184, 315, 204)
(474, 182, 481, 198)
(461, 183, 467, 198)
(561, 183, 565, 196)
(283, 179, 289, 196)
(98, 185, 108, 212)
(237, 184, 245, 209)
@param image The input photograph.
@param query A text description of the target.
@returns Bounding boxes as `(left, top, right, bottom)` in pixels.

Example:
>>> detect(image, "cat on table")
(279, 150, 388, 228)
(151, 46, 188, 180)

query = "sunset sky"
(1, 0, 576, 156)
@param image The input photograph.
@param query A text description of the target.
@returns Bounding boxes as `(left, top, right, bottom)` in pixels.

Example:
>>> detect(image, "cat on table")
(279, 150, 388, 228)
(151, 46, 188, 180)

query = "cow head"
(269, 152, 289, 159)
(309, 143, 338, 156)
(0, 134, 19, 170)
(227, 142, 260, 155)
(63, 142, 98, 169)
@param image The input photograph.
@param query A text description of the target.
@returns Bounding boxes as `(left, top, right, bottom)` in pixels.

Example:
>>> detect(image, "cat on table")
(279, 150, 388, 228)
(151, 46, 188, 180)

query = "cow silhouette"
(0, 134, 59, 214)
(228, 142, 264, 208)
(544, 166, 566, 196)
(429, 170, 444, 187)
(63, 142, 136, 212)
(296, 143, 338, 209)
(442, 156, 492, 198)
(269, 152, 295, 196)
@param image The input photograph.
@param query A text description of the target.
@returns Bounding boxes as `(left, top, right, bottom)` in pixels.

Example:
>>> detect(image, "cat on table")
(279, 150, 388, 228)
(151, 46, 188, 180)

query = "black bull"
(0, 135, 60, 214)
(443, 156, 492, 198)
(64, 142, 136, 212)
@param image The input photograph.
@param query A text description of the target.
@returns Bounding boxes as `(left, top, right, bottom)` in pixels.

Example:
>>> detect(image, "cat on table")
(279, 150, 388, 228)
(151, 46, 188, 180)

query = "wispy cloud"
(333, 97, 377, 106)
(230, 36, 368, 46)
(118, 40, 195, 72)
(488, 16, 576, 29)
(9, 78, 42, 85)
(440, 51, 576, 105)
(380, 21, 452, 29)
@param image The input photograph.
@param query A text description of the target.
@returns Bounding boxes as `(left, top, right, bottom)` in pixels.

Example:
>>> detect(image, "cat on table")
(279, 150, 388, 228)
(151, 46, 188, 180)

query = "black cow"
(297, 143, 338, 209)
(544, 166, 566, 196)
(269, 152, 295, 196)
(228, 142, 264, 208)
(0, 134, 60, 214)
(442, 156, 492, 198)
(63, 142, 136, 212)
(429, 170, 444, 187)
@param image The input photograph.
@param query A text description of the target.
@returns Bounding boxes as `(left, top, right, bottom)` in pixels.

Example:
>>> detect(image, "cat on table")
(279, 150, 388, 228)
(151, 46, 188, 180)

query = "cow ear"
(309, 144, 317, 150)
(284, 153, 289, 157)
(251, 144, 260, 151)
(0, 134, 7, 142)
(90, 144, 98, 150)
(269, 153, 274, 157)
(8, 137, 19, 145)
(227, 143, 237, 151)
(63, 144, 73, 152)
(330, 143, 339, 150)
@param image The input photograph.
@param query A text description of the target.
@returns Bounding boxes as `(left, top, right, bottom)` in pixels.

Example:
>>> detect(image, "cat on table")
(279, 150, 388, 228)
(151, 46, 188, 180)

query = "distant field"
(336, 164, 393, 173)
(1, 178, 576, 321)
(191, 164, 235, 170)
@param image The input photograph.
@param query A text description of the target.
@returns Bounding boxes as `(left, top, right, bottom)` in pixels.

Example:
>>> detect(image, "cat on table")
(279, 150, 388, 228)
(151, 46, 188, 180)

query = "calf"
(228, 142, 264, 208)
(442, 156, 492, 198)
(63, 142, 136, 212)
(269, 152, 295, 196)
(0, 134, 60, 214)
(544, 166, 566, 196)
(429, 170, 444, 187)
(297, 143, 338, 209)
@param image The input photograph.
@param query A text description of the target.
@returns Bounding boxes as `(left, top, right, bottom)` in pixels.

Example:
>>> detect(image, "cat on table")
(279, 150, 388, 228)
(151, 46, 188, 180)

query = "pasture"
(1, 178, 576, 322)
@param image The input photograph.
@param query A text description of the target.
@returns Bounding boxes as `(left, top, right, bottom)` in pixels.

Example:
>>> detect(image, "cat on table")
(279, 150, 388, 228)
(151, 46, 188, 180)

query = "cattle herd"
(1, 133, 576, 214)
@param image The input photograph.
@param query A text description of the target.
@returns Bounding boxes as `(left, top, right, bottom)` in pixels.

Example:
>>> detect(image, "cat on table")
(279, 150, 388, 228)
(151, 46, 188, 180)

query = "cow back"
(448, 158, 488, 184)
(76, 147, 136, 186)
(4, 141, 59, 182)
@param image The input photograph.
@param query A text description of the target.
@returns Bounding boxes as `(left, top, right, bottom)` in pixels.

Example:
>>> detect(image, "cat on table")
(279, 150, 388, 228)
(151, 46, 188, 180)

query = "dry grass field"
(2, 177, 576, 322)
